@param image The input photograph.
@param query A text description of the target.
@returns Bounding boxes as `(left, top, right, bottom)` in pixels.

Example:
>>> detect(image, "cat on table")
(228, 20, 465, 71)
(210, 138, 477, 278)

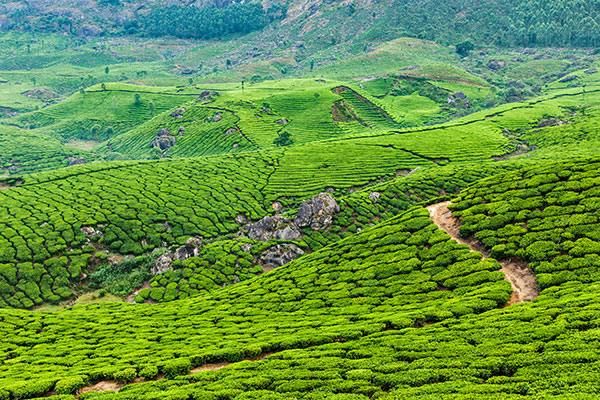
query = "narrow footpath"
(427, 201, 540, 305)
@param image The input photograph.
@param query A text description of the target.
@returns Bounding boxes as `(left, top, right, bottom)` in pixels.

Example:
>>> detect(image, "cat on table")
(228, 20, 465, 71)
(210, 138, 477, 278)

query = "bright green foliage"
(8, 83, 200, 141)
(451, 159, 600, 289)
(0, 208, 510, 395)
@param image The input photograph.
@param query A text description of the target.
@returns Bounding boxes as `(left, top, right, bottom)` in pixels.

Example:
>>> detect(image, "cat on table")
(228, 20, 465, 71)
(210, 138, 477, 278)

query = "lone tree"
(456, 40, 474, 57)
(134, 93, 142, 106)
(105, 66, 110, 75)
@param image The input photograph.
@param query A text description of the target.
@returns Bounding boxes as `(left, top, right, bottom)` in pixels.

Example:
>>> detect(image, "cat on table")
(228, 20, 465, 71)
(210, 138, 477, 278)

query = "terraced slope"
(7, 83, 201, 142)
(2, 159, 600, 399)
(0, 208, 512, 398)
(1, 85, 599, 309)
(0, 125, 95, 176)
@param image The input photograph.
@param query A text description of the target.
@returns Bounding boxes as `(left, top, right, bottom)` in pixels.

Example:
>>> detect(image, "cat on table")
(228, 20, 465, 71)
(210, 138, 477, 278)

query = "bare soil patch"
(427, 202, 540, 305)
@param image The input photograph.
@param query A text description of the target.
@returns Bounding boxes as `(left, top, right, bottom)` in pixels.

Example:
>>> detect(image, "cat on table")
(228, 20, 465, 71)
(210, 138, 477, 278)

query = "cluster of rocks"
(171, 108, 185, 118)
(537, 119, 573, 128)
(488, 59, 507, 70)
(206, 113, 222, 123)
(151, 128, 176, 151)
(66, 157, 86, 166)
(81, 226, 103, 239)
(152, 237, 203, 275)
(195, 91, 216, 103)
(151, 193, 340, 276)
(447, 92, 471, 108)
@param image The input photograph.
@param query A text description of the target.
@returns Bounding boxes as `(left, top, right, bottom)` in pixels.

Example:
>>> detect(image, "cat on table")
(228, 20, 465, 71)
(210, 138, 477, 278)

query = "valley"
(1, 0, 600, 399)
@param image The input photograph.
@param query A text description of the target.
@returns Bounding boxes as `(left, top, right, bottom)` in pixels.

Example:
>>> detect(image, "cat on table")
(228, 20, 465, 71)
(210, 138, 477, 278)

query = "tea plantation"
(1, 24, 600, 399)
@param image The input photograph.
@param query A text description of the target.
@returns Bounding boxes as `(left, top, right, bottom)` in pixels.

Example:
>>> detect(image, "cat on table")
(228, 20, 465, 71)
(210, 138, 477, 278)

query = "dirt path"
(427, 202, 540, 305)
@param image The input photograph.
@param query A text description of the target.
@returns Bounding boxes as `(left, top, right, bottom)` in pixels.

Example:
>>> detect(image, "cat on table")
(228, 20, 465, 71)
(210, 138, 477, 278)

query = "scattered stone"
(171, 108, 185, 118)
(232, 143, 239, 148)
(559, 75, 578, 83)
(241, 243, 253, 252)
(262, 107, 273, 115)
(224, 128, 238, 135)
(21, 88, 59, 101)
(259, 244, 304, 268)
(174, 236, 203, 261)
(66, 157, 86, 166)
(255, 114, 262, 118)
(161, 221, 172, 232)
(537, 119, 573, 128)
(369, 192, 381, 203)
(212, 113, 223, 122)
(447, 92, 471, 108)
(151, 128, 176, 151)
(178, 126, 185, 136)
(272, 202, 283, 212)
(316, 79, 326, 83)
(294, 193, 340, 230)
(245, 216, 302, 242)
(275, 118, 289, 125)
(81, 226, 103, 238)
(152, 252, 174, 275)
(585, 67, 597, 74)
(488, 59, 507, 70)
(235, 214, 248, 224)
(7, 165, 19, 172)
(151, 237, 203, 275)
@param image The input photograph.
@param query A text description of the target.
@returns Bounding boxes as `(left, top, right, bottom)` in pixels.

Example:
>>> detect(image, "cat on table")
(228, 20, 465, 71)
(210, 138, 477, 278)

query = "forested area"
(141, 3, 284, 39)
(392, 0, 600, 47)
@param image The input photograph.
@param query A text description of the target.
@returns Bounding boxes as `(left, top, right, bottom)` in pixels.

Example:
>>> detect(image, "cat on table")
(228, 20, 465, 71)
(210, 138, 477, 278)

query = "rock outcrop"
(151, 129, 176, 151)
(447, 92, 471, 108)
(152, 236, 203, 275)
(171, 108, 185, 118)
(259, 244, 304, 268)
(66, 157, 87, 166)
(294, 193, 340, 230)
(245, 216, 302, 242)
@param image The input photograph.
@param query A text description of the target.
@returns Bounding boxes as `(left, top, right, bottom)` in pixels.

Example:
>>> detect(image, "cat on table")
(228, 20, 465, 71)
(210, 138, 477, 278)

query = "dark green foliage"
(142, 3, 281, 40)
(456, 40, 474, 57)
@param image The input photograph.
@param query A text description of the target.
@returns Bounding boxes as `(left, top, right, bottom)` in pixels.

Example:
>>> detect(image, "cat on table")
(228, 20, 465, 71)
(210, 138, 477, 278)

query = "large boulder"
(245, 216, 302, 242)
(66, 157, 87, 166)
(294, 193, 340, 230)
(447, 92, 471, 108)
(151, 128, 176, 151)
(151, 236, 203, 275)
(259, 244, 304, 268)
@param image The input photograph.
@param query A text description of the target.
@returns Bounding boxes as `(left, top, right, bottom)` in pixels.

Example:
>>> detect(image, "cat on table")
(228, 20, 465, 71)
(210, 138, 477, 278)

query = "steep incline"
(427, 201, 540, 304)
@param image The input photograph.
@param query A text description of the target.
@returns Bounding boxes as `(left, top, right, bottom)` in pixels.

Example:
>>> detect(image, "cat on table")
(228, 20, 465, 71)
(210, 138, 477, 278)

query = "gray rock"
(272, 201, 283, 212)
(447, 92, 471, 108)
(585, 67, 597, 74)
(224, 128, 238, 135)
(294, 193, 340, 230)
(275, 118, 289, 125)
(152, 128, 176, 151)
(241, 243, 253, 252)
(488, 59, 507, 70)
(245, 216, 302, 242)
(259, 244, 304, 268)
(235, 214, 248, 224)
(151, 236, 203, 275)
(66, 157, 87, 166)
(171, 108, 185, 118)
(212, 113, 223, 122)
(152, 252, 174, 275)
(559, 75, 578, 83)
(174, 236, 203, 261)
(81, 226, 103, 238)
(369, 192, 381, 203)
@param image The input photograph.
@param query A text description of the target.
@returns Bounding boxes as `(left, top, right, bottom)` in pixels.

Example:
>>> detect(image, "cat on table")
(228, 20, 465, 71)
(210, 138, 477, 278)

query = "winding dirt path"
(427, 202, 540, 305)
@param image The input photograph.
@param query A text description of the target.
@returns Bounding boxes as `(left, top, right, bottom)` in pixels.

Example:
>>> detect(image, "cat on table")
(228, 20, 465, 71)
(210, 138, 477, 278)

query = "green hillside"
(1, 2, 600, 399)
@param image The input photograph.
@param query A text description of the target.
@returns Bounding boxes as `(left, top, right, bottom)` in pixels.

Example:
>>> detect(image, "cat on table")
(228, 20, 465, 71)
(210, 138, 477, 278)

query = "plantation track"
(427, 201, 540, 305)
